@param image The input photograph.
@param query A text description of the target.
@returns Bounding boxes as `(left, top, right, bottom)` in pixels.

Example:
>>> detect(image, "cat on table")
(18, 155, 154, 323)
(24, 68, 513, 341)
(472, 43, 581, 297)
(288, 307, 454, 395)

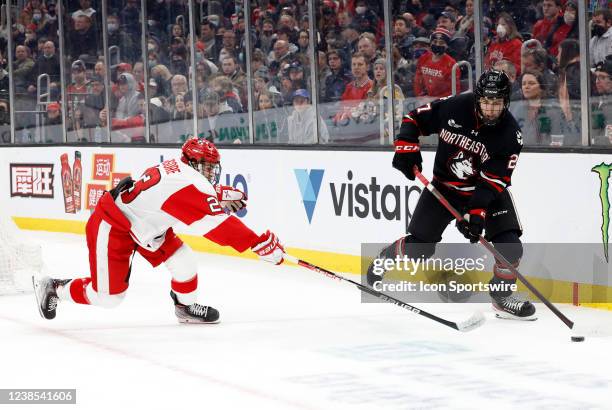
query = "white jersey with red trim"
(114, 158, 257, 252)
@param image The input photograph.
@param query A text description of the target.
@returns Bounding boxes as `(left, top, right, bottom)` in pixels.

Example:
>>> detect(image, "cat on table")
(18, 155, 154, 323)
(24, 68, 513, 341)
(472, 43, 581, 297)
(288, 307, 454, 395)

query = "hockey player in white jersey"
(33, 137, 285, 323)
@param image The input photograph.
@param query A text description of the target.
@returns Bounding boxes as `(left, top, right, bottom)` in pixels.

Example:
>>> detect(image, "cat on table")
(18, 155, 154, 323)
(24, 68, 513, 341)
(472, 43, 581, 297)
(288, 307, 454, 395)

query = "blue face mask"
(413, 48, 428, 59)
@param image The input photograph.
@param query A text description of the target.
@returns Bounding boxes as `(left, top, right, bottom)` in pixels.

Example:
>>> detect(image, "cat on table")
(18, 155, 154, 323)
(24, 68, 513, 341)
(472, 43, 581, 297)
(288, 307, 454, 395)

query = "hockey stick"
(413, 168, 575, 329)
(284, 254, 485, 332)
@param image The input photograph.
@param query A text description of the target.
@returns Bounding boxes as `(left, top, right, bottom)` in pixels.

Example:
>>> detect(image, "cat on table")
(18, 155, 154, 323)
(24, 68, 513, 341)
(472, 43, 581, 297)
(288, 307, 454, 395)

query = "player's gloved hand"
(456, 209, 485, 243)
(252, 230, 285, 265)
(215, 185, 247, 213)
(392, 140, 422, 181)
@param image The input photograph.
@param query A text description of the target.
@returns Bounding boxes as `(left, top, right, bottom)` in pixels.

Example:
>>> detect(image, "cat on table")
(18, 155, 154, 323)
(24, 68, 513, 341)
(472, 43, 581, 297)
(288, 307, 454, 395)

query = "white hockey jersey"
(113, 158, 258, 252)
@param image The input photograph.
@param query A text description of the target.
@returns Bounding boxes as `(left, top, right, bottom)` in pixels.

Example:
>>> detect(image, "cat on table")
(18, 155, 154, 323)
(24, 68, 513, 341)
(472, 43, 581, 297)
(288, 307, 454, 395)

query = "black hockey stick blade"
(285, 254, 485, 332)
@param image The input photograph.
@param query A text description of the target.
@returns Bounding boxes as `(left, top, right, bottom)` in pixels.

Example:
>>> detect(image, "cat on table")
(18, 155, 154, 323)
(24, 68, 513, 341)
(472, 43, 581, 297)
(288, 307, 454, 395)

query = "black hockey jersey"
(396, 92, 523, 210)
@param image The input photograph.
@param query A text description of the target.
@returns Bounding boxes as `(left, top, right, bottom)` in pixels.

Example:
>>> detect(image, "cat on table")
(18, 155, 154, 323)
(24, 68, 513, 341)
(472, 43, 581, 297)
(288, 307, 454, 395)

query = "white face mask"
(564, 12, 575, 25)
(496, 24, 507, 38)
(356, 6, 366, 14)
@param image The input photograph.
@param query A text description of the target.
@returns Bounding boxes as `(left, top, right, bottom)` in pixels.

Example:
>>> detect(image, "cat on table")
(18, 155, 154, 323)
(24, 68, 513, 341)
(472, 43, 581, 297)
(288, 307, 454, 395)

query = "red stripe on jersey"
(469, 208, 486, 218)
(484, 179, 504, 193)
(204, 215, 260, 252)
(171, 275, 198, 294)
(402, 116, 417, 124)
(161, 184, 224, 225)
(394, 140, 420, 153)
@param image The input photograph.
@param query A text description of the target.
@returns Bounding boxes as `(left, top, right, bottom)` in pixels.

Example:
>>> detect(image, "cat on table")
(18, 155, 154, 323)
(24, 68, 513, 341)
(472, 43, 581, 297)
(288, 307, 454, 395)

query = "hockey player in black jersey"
(367, 70, 535, 320)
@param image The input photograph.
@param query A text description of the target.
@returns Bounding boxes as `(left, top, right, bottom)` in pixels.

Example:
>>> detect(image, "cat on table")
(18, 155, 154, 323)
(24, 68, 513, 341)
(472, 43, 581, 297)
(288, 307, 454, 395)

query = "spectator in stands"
(133, 62, 145, 89)
(590, 9, 612, 67)
(353, 0, 381, 37)
(256, 19, 277, 56)
(358, 33, 380, 77)
(401, 12, 428, 38)
(44, 101, 62, 142)
(68, 15, 97, 59)
(510, 70, 563, 145)
(199, 20, 220, 63)
(518, 46, 557, 98)
(532, 0, 562, 45)
(558, 38, 581, 144)
(199, 90, 233, 142)
(269, 40, 295, 74)
(101, 94, 146, 143)
(32, 0, 59, 40)
(167, 73, 188, 107)
(13, 45, 35, 94)
(484, 12, 523, 75)
(287, 89, 329, 144)
(436, 11, 466, 61)
(296, 30, 310, 57)
(120, 0, 140, 37)
(114, 72, 141, 120)
(211, 75, 243, 113)
(414, 28, 460, 99)
(287, 60, 308, 90)
(545, 1, 578, 58)
(493, 59, 521, 100)
(71, 0, 95, 20)
(219, 30, 240, 64)
(94, 61, 106, 80)
(394, 17, 416, 61)
(338, 11, 353, 31)
(322, 50, 353, 103)
(24, 24, 38, 54)
(82, 74, 104, 128)
(107, 14, 136, 63)
(456, 0, 474, 38)
(171, 24, 185, 40)
(591, 58, 612, 145)
(66, 60, 90, 130)
(334, 52, 373, 124)
(151, 65, 173, 98)
(169, 46, 189, 77)
(368, 58, 405, 124)
(27, 40, 60, 96)
(221, 55, 246, 104)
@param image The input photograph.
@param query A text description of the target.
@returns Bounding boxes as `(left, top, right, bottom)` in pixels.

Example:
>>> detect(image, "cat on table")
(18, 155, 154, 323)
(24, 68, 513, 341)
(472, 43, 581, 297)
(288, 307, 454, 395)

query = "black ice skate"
(32, 276, 70, 320)
(170, 291, 220, 324)
(491, 293, 537, 321)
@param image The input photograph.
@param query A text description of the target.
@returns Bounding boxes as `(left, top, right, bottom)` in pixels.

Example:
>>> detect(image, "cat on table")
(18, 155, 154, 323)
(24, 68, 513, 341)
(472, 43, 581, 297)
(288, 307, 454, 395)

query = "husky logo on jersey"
(448, 151, 476, 180)
(516, 130, 523, 146)
(448, 119, 461, 129)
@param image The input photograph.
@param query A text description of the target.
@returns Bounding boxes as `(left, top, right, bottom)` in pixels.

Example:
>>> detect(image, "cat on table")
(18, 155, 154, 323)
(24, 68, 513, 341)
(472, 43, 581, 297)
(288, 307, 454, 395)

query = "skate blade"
(494, 310, 538, 321)
(32, 276, 46, 319)
(177, 317, 220, 324)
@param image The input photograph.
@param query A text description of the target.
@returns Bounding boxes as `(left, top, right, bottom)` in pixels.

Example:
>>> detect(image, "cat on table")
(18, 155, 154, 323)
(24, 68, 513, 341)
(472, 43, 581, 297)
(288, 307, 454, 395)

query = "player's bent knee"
(490, 230, 523, 263)
(405, 235, 436, 259)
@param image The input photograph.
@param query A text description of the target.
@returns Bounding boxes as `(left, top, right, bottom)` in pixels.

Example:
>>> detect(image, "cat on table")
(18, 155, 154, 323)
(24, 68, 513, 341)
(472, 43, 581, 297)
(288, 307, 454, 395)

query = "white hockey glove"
(252, 230, 285, 265)
(215, 185, 247, 213)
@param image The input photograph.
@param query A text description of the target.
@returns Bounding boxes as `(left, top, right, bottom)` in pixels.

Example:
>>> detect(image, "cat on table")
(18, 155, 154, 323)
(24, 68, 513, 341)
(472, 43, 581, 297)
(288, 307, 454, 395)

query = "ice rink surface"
(2, 232, 612, 410)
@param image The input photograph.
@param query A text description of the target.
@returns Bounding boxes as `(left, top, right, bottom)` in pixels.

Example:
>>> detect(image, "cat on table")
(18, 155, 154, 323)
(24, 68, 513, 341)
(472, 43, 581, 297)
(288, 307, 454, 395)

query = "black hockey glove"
(456, 209, 485, 243)
(392, 140, 422, 181)
(109, 176, 134, 200)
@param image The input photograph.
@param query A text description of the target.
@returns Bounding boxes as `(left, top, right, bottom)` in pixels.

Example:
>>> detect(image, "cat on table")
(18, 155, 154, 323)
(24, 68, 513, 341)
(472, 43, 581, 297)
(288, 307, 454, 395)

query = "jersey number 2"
(121, 167, 162, 204)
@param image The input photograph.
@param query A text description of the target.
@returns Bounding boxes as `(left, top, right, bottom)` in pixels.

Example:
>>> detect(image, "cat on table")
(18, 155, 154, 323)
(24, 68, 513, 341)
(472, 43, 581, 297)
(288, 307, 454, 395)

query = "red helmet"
(181, 136, 221, 184)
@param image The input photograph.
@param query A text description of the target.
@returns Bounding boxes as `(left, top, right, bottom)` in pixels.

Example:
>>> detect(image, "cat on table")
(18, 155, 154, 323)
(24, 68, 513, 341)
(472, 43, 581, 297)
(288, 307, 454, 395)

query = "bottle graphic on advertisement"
(73, 151, 82, 211)
(60, 153, 75, 214)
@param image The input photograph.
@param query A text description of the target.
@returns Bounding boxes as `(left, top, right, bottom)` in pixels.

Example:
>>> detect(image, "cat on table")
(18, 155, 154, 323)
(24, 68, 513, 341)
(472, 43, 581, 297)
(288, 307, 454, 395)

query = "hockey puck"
(571, 336, 585, 342)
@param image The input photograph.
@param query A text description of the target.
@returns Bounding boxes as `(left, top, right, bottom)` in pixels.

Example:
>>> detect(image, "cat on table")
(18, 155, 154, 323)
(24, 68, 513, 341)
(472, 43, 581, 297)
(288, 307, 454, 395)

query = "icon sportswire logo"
(294, 169, 324, 223)
(592, 163, 612, 262)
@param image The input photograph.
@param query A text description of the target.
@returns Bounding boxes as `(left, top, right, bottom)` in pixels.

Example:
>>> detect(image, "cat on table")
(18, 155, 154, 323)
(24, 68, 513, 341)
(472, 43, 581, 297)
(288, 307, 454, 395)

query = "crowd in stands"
(1, 0, 612, 144)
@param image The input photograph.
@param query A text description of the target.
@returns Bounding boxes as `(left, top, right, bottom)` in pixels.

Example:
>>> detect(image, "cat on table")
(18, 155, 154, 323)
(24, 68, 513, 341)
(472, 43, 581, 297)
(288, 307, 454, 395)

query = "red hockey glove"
(252, 230, 285, 265)
(215, 185, 247, 213)
(456, 209, 485, 243)
(392, 140, 422, 181)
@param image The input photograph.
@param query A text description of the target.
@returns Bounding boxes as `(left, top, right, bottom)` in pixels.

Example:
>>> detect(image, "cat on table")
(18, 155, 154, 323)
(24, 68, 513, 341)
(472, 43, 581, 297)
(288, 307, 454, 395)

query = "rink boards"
(1, 146, 611, 307)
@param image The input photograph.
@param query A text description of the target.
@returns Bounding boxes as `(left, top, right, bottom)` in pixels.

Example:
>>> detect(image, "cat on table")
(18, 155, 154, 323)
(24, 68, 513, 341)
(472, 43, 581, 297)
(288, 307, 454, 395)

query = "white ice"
(1, 231, 612, 410)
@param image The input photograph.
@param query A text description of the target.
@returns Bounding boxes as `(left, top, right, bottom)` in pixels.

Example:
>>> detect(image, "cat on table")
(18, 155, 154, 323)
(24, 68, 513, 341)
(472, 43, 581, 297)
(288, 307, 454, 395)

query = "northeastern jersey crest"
(448, 151, 476, 180)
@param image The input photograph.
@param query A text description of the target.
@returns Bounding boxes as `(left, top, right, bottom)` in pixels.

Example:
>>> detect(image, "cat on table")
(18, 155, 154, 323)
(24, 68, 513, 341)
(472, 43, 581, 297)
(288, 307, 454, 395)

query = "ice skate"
(491, 293, 537, 321)
(32, 276, 70, 320)
(170, 291, 220, 324)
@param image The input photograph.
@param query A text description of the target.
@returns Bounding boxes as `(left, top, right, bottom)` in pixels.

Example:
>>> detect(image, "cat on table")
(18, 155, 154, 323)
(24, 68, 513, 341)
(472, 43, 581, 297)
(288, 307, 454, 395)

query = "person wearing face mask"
(589, 9, 612, 67)
(287, 89, 329, 144)
(107, 14, 136, 63)
(353, 0, 381, 37)
(544, 1, 578, 58)
(484, 12, 523, 76)
(413, 28, 460, 100)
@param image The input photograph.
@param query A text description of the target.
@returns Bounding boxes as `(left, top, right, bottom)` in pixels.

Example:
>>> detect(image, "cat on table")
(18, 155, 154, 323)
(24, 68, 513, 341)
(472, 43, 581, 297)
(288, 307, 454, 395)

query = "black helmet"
(474, 69, 511, 126)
